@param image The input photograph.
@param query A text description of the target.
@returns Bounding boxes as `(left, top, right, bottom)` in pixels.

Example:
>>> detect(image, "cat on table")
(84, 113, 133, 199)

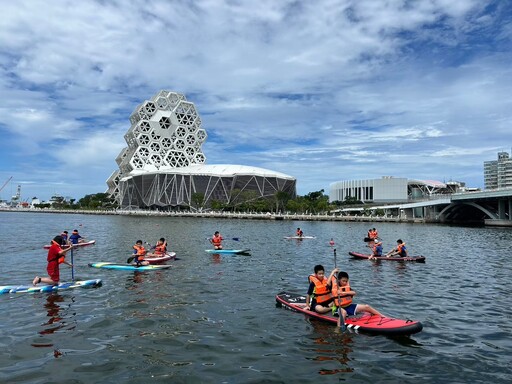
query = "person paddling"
(211, 231, 223, 250)
(132, 240, 149, 266)
(368, 240, 383, 259)
(69, 229, 85, 245)
(33, 236, 74, 286)
(386, 239, 408, 258)
(331, 271, 385, 331)
(146, 238, 167, 258)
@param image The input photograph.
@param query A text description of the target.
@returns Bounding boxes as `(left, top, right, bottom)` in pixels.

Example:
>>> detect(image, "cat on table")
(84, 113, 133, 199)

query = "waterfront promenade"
(0, 207, 411, 223)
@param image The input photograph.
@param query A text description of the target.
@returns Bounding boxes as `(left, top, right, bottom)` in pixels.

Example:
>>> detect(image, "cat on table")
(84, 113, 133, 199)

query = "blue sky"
(0, 0, 511, 202)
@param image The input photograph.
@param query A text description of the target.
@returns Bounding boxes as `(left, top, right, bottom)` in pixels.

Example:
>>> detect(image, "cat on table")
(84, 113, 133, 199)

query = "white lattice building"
(107, 90, 296, 209)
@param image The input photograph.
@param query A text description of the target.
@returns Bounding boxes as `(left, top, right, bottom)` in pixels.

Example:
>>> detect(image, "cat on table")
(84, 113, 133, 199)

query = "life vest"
(133, 245, 146, 256)
(154, 244, 166, 255)
(332, 281, 353, 307)
(308, 275, 332, 304)
(212, 235, 222, 246)
(297, 230, 303, 236)
(397, 243, 407, 256)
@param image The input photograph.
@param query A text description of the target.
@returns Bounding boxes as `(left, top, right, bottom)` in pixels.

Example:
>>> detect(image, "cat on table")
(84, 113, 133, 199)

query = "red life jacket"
(308, 275, 332, 304)
(212, 235, 223, 246)
(154, 244, 166, 255)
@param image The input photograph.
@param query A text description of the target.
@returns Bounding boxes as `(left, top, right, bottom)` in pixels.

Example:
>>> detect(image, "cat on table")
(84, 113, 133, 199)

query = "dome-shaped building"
(107, 90, 296, 209)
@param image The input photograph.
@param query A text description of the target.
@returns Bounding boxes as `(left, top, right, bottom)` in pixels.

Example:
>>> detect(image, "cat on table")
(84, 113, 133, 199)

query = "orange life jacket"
(212, 235, 222, 246)
(133, 245, 146, 256)
(308, 275, 332, 304)
(397, 243, 406, 256)
(154, 244, 166, 255)
(331, 281, 353, 307)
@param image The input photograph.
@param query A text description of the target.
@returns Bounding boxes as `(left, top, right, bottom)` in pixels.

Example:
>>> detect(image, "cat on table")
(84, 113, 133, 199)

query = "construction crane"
(0, 176, 12, 193)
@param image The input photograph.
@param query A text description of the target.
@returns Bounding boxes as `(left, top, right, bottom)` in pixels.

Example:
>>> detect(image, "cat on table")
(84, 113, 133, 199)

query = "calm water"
(0, 211, 511, 383)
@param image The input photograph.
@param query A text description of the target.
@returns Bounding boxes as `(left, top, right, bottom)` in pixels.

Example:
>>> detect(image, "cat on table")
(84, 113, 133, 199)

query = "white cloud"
(0, 0, 509, 199)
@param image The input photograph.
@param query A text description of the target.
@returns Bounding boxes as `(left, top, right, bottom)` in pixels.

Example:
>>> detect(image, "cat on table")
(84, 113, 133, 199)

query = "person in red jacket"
(33, 235, 73, 286)
(211, 231, 223, 250)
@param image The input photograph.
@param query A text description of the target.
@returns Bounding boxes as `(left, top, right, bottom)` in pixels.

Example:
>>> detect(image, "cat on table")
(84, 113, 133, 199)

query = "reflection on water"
(31, 293, 73, 358)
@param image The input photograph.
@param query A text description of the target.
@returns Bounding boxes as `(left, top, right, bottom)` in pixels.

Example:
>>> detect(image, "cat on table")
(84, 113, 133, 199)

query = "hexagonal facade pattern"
(107, 90, 296, 209)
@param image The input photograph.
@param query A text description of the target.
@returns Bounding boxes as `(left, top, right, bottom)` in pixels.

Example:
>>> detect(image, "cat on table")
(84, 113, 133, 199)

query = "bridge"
(340, 188, 512, 226)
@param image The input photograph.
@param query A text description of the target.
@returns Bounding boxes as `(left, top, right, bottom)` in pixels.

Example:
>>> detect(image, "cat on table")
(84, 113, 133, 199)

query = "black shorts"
(311, 298, 333, 312)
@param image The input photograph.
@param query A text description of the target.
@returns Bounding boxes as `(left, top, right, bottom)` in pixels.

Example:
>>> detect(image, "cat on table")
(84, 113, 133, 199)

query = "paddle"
(333, 248, 345, 330)
(70, 246, 75, 282)
(205, 237, 240, 241)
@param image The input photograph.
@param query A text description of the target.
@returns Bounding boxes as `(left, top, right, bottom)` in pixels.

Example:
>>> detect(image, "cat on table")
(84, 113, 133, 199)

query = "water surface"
(0, 211, 511, 383)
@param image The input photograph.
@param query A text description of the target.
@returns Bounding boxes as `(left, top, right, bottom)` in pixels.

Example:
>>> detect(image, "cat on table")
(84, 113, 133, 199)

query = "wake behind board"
(0, 279, 102, 294)
(89, 262, 172, 271)
(43, 240, 96, 250)
(349, 251, 426, 263)
(205, 249, 251, 255)
(284, 236, 316, 239)
(276, 291, 423, 335)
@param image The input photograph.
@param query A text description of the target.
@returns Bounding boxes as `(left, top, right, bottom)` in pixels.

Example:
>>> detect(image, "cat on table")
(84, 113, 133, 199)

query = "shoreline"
(0, 207, 434, 224)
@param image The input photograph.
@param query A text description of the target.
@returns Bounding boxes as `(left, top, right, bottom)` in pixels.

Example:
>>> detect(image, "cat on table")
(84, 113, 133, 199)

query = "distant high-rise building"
(484, 151, 512, 189)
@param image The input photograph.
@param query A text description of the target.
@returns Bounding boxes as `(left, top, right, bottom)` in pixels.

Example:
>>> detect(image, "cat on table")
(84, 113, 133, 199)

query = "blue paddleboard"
(0, 279, 102, 294)
(205, 249, 251, 255)
(89, 262, 172, 271)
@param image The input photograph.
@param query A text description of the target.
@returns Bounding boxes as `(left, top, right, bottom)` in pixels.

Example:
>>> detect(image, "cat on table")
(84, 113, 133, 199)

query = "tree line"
(33, 190, 370, 214)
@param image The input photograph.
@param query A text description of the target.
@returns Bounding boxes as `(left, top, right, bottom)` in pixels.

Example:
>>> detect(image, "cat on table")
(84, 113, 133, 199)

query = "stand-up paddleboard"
(284, 236, 316, 239)
(349, 251, 426, 263)
(144, 252, 176, 264)
(89, 262, 171, 271)
(43, 240, 96, 249)
(0, 279, 102, 294)
(276, 291, 423, 335)
(205, 249, 251, 255)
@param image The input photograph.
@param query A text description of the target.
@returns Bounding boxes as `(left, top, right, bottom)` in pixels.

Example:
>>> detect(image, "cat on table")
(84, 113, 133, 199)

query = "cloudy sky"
(0, 0, 511, 202)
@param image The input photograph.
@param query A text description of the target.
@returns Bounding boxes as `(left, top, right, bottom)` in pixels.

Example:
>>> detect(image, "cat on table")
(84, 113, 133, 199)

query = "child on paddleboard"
(132, 240, 149, 266)
(368, 240, 383, 259)
(331, 271, 384, 331)
(146, 238, 167, 258)
(386, 239, 408, 258)
(305, 264, 339, 314)
(33, 236, 74, 286)
(69, 229, 85, 245)
(211, 231, 223, 250)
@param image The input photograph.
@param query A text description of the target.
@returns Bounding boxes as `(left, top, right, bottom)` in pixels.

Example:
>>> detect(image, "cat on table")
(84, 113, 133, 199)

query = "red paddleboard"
(349, 251, 426, 263)
(276, 291, 423, 335)
(144, 252, 176, 264)
(43, 240, 96, 249)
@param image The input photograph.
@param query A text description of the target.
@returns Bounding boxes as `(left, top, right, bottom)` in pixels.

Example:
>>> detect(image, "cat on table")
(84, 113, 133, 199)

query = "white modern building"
(484, 151, 512, 190)
(107, 90, 296, 209)
(329, 176, 462, 204)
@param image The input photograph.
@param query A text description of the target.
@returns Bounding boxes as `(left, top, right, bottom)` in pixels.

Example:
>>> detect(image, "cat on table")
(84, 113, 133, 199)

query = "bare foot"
(33, 276, 41, 286)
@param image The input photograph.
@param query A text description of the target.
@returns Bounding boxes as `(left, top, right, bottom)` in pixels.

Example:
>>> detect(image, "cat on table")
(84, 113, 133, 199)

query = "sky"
(0, 0, 511, 202)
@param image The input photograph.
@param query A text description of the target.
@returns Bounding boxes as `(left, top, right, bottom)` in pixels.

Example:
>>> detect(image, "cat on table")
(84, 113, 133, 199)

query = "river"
(0, 211, 511, 383)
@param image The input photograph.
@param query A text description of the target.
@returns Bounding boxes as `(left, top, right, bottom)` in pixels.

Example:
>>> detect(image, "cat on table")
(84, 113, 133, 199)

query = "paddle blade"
(126, 256, 135, 264)
(231, 237, 240, 241)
